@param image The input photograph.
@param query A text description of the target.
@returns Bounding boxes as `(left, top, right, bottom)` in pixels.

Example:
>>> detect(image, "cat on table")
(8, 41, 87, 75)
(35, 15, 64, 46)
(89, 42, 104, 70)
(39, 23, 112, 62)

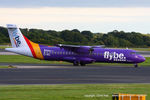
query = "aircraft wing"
(55, 44, 104, 54)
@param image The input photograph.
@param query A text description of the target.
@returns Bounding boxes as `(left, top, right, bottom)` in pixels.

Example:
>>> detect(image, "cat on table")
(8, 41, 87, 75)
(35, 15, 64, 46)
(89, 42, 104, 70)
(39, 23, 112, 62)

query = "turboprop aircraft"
(5, 24, 145, 67)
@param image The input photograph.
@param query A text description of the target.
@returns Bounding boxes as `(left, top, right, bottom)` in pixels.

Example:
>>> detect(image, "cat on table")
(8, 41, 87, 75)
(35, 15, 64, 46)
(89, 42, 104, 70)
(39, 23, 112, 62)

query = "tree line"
(0, 26, 150, 47)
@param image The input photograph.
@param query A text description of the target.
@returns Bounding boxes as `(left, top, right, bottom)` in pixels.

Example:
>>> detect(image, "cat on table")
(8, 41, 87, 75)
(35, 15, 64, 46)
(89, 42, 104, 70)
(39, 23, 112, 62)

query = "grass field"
(0, 84, 148, 100)
(0, 55, 149, 66)
(0, 66, 11, 68)
(0, 45, 10, 49)
(0, 65, 16, 68)
(0, 55, 69, 64)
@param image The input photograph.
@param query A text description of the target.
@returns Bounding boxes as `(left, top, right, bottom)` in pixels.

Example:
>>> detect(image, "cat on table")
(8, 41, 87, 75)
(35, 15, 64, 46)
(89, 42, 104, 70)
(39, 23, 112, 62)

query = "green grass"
(0, 55, 69, 64)
(139, 57, 150, 66)
(0, 65, 16, 68)
(0, 66, 10, 68)
(0, 46, 11, 49)
(0, 84, 149, 100)
(130, 48, 150, 51)
(0, 55, 149, 66)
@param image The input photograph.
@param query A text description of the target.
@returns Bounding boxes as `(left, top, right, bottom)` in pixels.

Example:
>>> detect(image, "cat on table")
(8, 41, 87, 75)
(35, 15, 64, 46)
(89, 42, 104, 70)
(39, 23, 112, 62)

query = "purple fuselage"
(39, 45, 145, 64)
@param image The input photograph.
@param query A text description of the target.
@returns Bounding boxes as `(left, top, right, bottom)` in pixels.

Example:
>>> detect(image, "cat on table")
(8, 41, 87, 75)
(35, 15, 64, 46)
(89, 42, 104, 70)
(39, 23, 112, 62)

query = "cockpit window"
(130, 52, 136, 55)
(130, 52, 139, 55)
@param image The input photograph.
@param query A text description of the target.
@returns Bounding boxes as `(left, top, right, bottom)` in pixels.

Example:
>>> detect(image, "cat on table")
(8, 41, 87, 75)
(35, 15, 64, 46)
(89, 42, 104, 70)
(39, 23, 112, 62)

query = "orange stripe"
(30, 41, 44, 60)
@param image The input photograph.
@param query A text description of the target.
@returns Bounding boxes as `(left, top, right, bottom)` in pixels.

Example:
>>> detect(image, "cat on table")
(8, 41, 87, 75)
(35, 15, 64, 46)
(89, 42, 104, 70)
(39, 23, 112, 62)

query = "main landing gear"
(73, 61, 86, 66)
(80, 62, 86, 66)
(134, 63, 138, 68)
(73, 62, 79, 66)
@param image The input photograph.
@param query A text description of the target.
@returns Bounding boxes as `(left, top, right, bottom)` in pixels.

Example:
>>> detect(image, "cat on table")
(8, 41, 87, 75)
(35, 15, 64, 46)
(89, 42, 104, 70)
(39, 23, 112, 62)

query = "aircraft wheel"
(80, 63, 86, 66)
(73, 62, 79, 66)
(134, 63, 138, 68)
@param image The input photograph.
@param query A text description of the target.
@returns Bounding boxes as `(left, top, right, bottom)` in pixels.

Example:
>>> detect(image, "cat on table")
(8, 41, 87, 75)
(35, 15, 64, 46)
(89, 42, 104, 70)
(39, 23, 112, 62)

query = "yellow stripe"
(30, 41, 44, 60)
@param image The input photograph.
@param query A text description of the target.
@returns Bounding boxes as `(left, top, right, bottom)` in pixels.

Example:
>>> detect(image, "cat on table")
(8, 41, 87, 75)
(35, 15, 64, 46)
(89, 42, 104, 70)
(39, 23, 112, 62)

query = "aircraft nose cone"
(141, 56, 146, 62)
(137, 55, 145, 63)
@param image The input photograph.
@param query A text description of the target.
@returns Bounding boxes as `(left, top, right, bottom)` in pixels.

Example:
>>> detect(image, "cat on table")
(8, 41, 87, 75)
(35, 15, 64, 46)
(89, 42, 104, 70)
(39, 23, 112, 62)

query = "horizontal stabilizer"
(5, 48, 32, 57)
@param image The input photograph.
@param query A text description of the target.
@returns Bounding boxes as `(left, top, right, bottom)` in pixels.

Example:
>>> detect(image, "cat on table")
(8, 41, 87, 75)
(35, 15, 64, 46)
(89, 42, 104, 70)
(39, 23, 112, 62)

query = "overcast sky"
(0, 0, 150, 33)
(0, 0, 150, 7)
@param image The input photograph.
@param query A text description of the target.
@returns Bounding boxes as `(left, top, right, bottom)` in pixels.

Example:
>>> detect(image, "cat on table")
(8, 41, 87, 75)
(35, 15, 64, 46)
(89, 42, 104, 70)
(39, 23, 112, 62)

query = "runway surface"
(0, 64, 150, 84)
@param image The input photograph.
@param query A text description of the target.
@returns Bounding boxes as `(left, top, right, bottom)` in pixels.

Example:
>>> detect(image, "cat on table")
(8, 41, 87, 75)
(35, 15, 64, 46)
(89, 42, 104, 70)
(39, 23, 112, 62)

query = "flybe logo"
(12, 30, 21, 47)
(104, 51, 126, 61)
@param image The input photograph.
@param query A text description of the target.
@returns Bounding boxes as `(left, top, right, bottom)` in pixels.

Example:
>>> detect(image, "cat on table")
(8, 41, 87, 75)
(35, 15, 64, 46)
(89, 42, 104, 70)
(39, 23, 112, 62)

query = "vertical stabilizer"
(7, 24, 28, 48)
(6, 24, 44, 59)
(6, 24, 33, 57)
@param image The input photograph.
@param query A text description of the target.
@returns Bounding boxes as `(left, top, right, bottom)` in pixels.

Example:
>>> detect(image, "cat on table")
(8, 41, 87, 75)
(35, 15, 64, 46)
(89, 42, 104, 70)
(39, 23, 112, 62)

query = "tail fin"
(6, 24, 44, 59)
(6, 24, 33, 57)
(7, 24, 29, 48)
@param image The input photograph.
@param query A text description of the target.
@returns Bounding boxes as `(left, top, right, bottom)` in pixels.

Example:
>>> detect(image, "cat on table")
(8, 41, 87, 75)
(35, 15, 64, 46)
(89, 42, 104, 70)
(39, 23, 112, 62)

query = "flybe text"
(104, 51, 126, 61)
(12, 30, 21, 47)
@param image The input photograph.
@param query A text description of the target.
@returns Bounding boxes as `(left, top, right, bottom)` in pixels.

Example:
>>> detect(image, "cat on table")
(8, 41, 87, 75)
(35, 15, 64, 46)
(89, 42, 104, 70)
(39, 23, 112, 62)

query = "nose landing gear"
(134, 63, 138, 68)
